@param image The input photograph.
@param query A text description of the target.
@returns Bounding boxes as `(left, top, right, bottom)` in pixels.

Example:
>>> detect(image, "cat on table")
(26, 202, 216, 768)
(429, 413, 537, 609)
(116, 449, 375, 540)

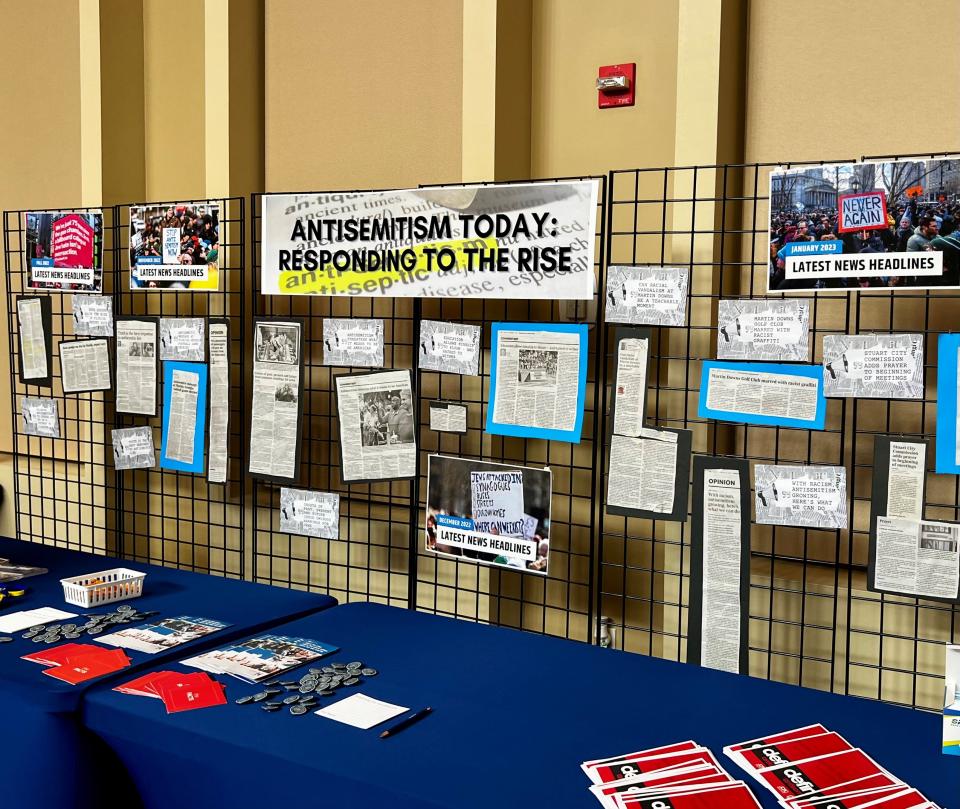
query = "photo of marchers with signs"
(360, 389, 414, 446)
(517, 348, 557, 385)
(425, 455, 552, 575)
(255, 323, 299, 365)
(769, 158, 960, 291)
(129, 203, 220, 290)
(26, 211, 104, 293)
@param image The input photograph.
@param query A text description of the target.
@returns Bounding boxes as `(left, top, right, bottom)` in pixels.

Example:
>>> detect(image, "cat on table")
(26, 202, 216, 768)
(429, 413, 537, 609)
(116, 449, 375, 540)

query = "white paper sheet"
(315, 693, 408, 729)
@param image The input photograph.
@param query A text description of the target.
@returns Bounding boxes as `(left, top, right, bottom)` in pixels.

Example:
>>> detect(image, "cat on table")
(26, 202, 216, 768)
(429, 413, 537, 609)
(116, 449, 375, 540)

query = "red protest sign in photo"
(837, 191, 888, 233)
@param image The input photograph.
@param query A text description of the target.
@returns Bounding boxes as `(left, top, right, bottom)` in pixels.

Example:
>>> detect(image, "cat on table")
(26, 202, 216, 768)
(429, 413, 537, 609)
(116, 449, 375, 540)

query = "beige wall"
(745, 0, 960, 162)
(264, 0, 463, 191)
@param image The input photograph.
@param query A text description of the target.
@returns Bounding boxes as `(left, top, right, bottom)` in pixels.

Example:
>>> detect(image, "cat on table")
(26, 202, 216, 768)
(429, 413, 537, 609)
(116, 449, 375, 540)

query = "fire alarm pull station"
(597, 63, 636, 109)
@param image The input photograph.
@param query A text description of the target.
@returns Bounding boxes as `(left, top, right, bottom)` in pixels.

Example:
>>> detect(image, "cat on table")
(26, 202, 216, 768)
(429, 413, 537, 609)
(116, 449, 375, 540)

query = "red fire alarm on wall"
(597, 63, 636, 109)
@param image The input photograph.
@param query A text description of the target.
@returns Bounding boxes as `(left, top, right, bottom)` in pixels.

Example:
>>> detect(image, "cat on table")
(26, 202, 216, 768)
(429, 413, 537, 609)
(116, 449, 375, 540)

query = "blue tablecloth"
(83, 602, 960, 809)
(0, 537, 336, 808)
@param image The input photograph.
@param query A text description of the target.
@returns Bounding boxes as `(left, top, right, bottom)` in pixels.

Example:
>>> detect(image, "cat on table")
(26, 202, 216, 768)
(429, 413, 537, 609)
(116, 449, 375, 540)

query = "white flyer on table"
(16, 298, 47, 380)
(322, 318, 384, 367)
(21, 397, 60, 438)
(613, 337, 648, 437)
(71, 295, 114, 337)
(716, 299, 809, 362)
(280, 488, 340, 540)
(822, 333, 923, 399)
(116, 319, 157, 415)
(159, 317, 205, 362)
(249, 321, 302, 480)
(754, 464, 847, 529)
(418, 320, 481, 376)
(336, 370, 416, 482)
(607, 429, 678, 514)
(59, 339, 111, 393)
(207, 322, 230, 483)
(112, 426, 156, 470)
(315, 694, 408, 729)
(875, 516, 959, 600)
(605, 265, 688, 326)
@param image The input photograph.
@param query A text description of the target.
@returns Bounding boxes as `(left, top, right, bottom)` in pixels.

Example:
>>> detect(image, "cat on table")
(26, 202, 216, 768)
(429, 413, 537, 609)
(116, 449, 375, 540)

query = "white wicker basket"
(60, 568, 146, 608)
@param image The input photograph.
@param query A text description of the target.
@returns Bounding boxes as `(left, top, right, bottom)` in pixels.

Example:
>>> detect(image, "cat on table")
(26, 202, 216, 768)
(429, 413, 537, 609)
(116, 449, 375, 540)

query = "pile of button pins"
(235, 660, 379, 716)
(19, 605, 159, 644)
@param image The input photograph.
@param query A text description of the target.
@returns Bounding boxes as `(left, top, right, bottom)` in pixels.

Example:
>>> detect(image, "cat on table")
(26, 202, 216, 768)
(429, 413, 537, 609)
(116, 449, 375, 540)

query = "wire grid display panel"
(414, 176, 606, 642)
(250, 192, 417, 606)
(4, 206, 120, 554)
(112, 197, 246, 577)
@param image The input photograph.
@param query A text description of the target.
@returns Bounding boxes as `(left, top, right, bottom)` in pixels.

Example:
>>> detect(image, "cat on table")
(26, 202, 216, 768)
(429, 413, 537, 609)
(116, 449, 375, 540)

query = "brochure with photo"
(96, 616, 230, 654)
(182, 634, 337, 683)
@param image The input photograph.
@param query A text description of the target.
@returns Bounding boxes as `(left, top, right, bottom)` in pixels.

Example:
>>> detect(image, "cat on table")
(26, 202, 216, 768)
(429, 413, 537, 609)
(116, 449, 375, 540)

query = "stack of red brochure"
(114, 670, 227, 714)
(581, 740, 763, 807)
(22, 643, 131, 684)
(724, 724, 942, 808)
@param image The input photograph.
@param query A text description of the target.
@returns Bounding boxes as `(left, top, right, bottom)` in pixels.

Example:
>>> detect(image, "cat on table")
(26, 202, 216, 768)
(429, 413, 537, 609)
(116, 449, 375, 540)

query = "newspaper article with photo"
(159, 317, 205, 362)
(322, 318, 384, 367)
(163, 368, 201, 466)
(71, 295, 113, 337)
(769, 158, 960, 292)
(426, 455, 552, 574)
(605, 265, 689, 326)
(59, 339, 111, 393)
(115, 318, 158, 415)
(607, 429, 679, 515)
(885, 439, 926, 521)
(248, 320, 302, 481)
(279, 488, 340, 540)
(111, 426, 156, 470)
(874, 517, 959, 601)
(21, 398, 59, 438)
(488, 324, 586, 441)
(612, 335, 649, 437)
(822, 333, 924, 399)
(16, 297, 49, 382)
(26, 211, 103, 293)
(716, 299, 809, 362)
(260, 180, 598, 299)
(699, 362, 825, 429)
(700, 466, 744, 674)
(429, 401, 468, 433)
(418, 320, 481, 376)
(207, 322, 229, 483)
(336, 369, 416, 482)
(754, 464, 848, 529)
(129, 203, 220, 290)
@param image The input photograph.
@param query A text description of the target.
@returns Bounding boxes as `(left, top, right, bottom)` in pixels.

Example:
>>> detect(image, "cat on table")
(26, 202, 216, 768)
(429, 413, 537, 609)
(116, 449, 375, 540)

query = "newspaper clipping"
(163, 368, 200, 465)
(71, 295, 113, 337)
(429, 401, 468, 434)
(886, 440, 926, 521)
(16, 298, 48, 381)
(26, 211, 103, 293)
(336, 370, 416, 482)
(605, 265, 689, 326)
(492, 328, 580, 433)
(418, 320, 481, 376)
(754, 464, 848, 529)
(21, 398, 59, 438)
(279, 488, 340, 540)
(700, 467, 743, 674)
(716, 299, 809, 362)
(613, 337, 649, 437)
(129, 203, 220, 290)
(116, 319, 157, 415)
(249, 321, 302, 480)
(112, 426, 156, 470)
(207, 322, 230, 483)
(322, 318, 384, 367)
(607, 429, 678, 514)
(704, 366, 820, 424)
(875, 517, 959, 601)
(59, 339, 111, 393)
(159, 317, 205, 362)
(822, 333, 924, 399)
(426, 455, 552, 574)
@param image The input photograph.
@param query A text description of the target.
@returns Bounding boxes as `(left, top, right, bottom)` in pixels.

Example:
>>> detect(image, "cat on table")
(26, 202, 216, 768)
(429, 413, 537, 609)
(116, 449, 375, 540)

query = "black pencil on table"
(379, 707, 433, 739)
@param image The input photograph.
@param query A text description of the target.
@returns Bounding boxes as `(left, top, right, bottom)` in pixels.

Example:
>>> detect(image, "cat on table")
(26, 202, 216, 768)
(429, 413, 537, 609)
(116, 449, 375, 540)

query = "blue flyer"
(486, 322, 588, 443)
(698, 360, 826, 430)
(160, 361, 208, 473)
(936, 334, 960, 473)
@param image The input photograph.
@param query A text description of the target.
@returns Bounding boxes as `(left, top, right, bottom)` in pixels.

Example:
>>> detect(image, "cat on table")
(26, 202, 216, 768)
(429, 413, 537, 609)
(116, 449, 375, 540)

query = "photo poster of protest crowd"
(25, 211, 104, 293)
(129, 202, 220, 290)
(769, 157, 960, 291)
(425, 455, 552, 575)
